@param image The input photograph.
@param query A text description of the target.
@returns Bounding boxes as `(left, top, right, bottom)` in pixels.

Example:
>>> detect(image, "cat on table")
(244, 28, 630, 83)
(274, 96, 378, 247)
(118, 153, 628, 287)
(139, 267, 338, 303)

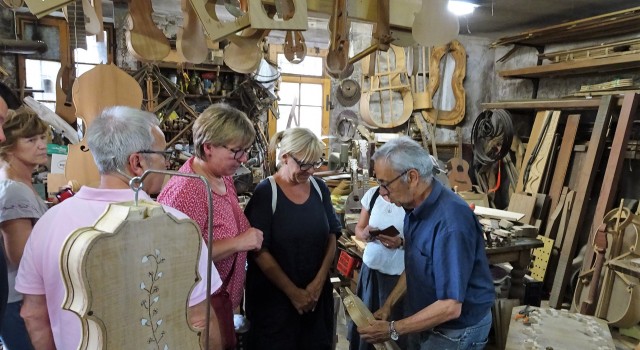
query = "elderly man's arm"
(188, 299, 222, 350)
(21, 294, 56, 350)
(360, 299, 462, 344)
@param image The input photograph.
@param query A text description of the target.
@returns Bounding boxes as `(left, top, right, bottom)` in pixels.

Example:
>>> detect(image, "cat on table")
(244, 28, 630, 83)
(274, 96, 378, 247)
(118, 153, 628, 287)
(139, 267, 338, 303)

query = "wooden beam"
(548, 114, 580, 213)
(578, 93, 640, 283)
(481, 99, 603, 110)
(549, 95, 616, 309)
(499, 53, 640, 79)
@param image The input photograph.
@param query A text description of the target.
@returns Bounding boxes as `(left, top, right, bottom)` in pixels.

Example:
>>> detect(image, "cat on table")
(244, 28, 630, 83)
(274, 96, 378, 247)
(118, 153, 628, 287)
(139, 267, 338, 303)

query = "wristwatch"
(389, 320, 399, 341)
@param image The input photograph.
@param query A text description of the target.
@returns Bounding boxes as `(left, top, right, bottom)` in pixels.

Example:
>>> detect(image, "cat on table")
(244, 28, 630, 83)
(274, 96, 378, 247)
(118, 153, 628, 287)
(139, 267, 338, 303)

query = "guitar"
(447, 158, 472, 192)
(125, 0, 170, 62)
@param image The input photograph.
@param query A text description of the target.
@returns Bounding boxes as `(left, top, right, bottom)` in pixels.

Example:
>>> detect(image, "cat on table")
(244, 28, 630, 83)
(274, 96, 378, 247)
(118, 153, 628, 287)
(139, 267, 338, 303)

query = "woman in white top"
(0, 111, 49, 350)
(348, 186, 406, 350)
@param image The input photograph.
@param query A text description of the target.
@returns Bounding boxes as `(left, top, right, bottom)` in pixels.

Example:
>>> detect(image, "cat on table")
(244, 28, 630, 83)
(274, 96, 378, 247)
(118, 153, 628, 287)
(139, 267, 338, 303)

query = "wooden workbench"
(487, 238, 544, 301)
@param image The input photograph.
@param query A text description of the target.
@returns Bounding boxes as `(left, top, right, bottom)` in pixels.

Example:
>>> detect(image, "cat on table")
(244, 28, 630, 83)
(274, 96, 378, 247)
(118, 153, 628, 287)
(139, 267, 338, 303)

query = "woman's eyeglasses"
(138, 149, 176, 162)
(289, 154, 323, 171)
(222, 145, 253, 160)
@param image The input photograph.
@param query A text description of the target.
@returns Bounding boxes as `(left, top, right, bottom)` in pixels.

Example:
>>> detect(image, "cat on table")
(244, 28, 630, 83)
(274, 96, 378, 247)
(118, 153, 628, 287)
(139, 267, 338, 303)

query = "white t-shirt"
(361, 186, 405, 275)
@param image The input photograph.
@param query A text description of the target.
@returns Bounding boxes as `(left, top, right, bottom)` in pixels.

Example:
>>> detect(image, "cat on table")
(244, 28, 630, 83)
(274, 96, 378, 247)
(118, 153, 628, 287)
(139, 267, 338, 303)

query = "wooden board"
(60, 201, 203, 349)
(530, 235, 554, 282)
(24, 0, 74, 18)
(548, 114, 580, 213)
(516, 110, 560, 194)
(507, 192, 537, 225)
(505, 306, 614, 350)
(499, 53, 640, 79)
(474, 206, 525, 222)
(341, 288, 400, 350)
(549, 95, 616, 309)
(580, 93, 640, 278)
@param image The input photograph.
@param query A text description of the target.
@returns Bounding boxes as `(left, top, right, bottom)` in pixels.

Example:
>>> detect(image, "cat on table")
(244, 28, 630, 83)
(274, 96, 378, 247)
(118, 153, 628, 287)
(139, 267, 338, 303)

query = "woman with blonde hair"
(244, 127, 341, 350)
(0, 111, 49, 350)
(158, 103, 263, 349)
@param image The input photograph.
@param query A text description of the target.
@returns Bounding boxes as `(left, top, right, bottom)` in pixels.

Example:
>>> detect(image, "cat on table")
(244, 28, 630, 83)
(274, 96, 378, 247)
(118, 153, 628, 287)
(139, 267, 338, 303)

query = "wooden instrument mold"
(248, 0, 308, 30)
(341, 288, 401, 350)
(422, 40, 466, 126)
(189, 0, 250, 42)
(359, 45, 413, 129)
(61, 201, 203, 349)
(55, 65, 77, 124)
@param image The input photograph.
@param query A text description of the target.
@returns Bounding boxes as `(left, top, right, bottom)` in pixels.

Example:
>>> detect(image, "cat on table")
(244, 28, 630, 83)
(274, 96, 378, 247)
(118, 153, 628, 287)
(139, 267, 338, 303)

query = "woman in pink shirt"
(158, 103, 263, 347)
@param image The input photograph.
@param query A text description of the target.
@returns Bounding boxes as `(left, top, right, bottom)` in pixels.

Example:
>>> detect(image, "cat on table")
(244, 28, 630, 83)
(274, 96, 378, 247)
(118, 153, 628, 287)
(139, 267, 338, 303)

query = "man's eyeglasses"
(222, 145, 253, 160)
(289, 154, 323, 172)
(376, 170, 409, 192)
(138, 149, 176, 162)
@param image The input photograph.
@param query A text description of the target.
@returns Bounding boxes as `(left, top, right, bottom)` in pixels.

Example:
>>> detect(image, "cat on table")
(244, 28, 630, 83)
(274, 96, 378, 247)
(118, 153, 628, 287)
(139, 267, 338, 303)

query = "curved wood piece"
(223, 29, 268, 74)
(72, 64, 143, 125)
(82, 0, 101, 36)
(359, 45, 413, 129)
(55, 65, 77, 124)
(190, 0, 251, 42)
(412, 0, 459, 47)
(61, 201, 203, 349)
(125, 0, 170, 62)
(423, 40, 466, 126)
(177, 0, 209, 64)
(66, 64, 142, 187)
(325, 0, 349, 74)
(342, 288, 401, 350)
(248, 0, 307, 30)
(283, 30, 306, 64)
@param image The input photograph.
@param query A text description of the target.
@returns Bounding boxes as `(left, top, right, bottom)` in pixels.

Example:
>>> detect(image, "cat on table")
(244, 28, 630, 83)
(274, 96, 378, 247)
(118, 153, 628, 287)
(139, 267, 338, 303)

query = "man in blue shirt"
(358, 136, 494, 350)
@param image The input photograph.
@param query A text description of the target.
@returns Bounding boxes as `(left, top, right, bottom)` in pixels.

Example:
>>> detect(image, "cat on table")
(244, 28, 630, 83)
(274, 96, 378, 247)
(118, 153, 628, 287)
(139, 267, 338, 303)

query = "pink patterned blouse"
(158, 157, 250, 309)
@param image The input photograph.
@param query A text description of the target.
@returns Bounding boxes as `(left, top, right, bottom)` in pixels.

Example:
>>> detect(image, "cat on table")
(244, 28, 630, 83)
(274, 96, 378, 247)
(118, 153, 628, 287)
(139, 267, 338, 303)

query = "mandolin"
(283, 30, 306, 63)
(125, 0, 170, 62)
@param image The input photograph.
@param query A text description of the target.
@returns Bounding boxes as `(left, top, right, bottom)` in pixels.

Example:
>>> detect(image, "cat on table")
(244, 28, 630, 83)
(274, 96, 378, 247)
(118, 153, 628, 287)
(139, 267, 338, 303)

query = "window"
(270, 51, 330, 141)
(17, 15, 114, 113)
(277, 80, 324, 138)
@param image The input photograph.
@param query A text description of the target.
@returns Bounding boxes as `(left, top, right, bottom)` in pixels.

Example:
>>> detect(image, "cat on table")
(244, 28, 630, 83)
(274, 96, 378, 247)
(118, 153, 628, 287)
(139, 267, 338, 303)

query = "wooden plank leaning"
(548, 114, 580, 213)
(548, 95, 616, 309)
(576, 93, 640, 312)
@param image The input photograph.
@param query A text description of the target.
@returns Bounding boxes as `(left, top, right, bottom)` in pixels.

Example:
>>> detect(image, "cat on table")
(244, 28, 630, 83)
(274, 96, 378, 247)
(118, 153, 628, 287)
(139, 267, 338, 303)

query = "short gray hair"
(192, 103, 255, 160)
(372, 136, 434, 182)
(87, 106, 159, 174)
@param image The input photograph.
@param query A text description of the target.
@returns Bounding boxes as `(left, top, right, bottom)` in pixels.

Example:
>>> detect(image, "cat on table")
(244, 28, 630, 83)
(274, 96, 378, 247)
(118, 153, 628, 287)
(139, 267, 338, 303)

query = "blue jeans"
(409, 311, 491, 350)
(0, 301, 34, 350)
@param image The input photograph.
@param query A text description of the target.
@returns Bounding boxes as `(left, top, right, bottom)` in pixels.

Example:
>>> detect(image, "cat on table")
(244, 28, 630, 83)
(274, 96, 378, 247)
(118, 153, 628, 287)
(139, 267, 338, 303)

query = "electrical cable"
(471, 109, 515, 167)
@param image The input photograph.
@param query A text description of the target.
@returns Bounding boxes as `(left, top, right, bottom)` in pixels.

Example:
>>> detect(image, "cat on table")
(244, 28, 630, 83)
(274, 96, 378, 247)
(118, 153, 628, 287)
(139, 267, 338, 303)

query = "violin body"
(125, 0, 170, 62)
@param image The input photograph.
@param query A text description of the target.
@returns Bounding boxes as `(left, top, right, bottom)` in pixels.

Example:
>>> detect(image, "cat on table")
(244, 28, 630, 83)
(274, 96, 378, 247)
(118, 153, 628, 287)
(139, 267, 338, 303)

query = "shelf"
(499, 53, 640, 79)
(156, 61, 234, 73)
